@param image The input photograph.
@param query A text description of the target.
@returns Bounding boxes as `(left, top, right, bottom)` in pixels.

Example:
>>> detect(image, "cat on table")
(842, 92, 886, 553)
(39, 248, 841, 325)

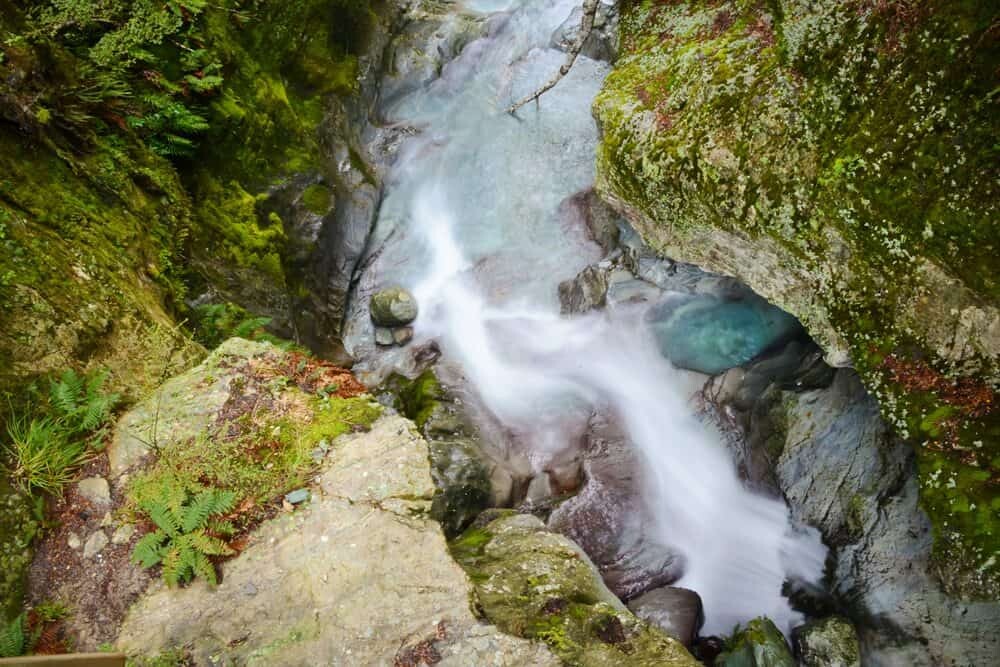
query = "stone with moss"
(793, 616, 860, 667)
(594, 0, 999, 595)
(451, 512, 700, 666)
(716, 617, 795, 667)
(0, 475, 38, 621)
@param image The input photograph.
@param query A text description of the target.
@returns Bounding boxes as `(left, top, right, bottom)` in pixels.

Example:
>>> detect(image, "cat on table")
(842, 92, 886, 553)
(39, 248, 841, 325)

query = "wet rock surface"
(715, 617, 795, 667)
(627, 586, 704, 646)
(370, 285, 419, 326)
(793, 616, 861, 667)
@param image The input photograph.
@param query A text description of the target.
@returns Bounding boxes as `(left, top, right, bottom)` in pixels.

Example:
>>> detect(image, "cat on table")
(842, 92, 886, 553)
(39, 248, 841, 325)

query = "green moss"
(303, 395, 383, 444)
(450, 514, 698, 665)
(391, 370, 445, 431)
(0, 476, 38, 622)
(596, 0, 1000, 594)
(301, 184, 332, 215)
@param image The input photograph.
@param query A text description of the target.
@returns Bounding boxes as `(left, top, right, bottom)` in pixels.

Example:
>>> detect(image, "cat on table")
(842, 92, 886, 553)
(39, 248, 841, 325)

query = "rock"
(370, 286, 418, 327)
(547, 414, 683, 599)
(67, 532, 82, 550)
(83, 531, 109, 560)
(646, 293, 801, 375)
(111, 525, 135, 546)
(705, 358, 1000, 664)
(284, 489, 310, 505)
(451, 513, 699, 665)
(793, 616, 861, 667)
(549, 0, 619, 62)
(77, 477, 111, 507)
(373, 326, 395, 346)
(109, 338, 274, 477)
(715, 617, 795, 667)
(392, 326, 413, 345)
(116, 416, 558, 665)
(558, 265, 609, 314)
(628, 587, 704, 646)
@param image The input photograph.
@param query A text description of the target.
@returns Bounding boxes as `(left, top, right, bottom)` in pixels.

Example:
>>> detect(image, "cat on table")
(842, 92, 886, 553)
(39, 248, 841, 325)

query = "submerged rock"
(646, 294, 801, 375)
(793, 616, 861, 667)
(627, 586, 704, 646)
(451, 512, 699, 666)
(116, 416, 558, 665)
(715, 617, 795, 667)
(370, 286, 419, 327)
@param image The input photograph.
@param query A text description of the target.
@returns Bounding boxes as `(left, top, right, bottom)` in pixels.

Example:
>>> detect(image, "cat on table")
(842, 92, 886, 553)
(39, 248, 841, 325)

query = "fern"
(47, 369, 119, 438)
(0, 614, 26, 658)
(131, 483, 236, 586)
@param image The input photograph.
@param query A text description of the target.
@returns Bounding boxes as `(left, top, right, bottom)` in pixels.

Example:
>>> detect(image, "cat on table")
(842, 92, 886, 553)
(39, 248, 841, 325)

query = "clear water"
(349, 0, 826, 636)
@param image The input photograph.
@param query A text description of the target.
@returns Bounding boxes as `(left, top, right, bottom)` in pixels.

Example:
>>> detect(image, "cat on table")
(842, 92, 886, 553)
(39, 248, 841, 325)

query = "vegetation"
(131, 480, 236, 587)
(0, 613, 24, 658)
(2, 370, 118, 495)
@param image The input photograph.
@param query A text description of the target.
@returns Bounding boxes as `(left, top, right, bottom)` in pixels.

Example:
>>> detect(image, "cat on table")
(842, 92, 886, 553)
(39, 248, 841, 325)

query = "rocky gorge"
(0, 0, 998, 666)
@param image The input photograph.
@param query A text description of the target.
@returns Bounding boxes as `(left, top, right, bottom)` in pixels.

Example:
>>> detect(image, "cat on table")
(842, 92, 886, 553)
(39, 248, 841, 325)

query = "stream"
(344, 0, 827, 636)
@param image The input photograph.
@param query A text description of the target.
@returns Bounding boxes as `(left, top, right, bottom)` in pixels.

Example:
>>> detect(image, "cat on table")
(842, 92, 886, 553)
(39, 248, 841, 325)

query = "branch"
(506, 0, 600, 115)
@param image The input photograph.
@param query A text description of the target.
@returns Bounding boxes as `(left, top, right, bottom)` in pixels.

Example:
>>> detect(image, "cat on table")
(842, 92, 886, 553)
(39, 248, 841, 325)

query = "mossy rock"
(595, 0, 1000, 594)
(716, 617, 794, 667)
(0, 475, 37, 621)
(451, 513, 699, 666)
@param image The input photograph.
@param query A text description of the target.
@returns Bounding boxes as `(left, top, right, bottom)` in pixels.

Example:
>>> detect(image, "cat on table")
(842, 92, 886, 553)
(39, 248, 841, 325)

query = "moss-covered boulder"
(716, 617, 795, 667)
(793, 616, 861, 667)
(595, 0, 999, 593)
(0, 476, 37, 622)
(451, 512, 699, 666)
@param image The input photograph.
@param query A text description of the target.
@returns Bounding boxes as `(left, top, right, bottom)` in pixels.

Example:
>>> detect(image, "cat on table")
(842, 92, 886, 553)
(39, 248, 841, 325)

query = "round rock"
(627, 586, 704, 645)
(370, 287, 418, 327)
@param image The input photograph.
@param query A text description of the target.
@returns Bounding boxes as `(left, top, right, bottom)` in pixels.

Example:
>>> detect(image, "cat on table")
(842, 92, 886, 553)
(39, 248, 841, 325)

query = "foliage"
(2, 369, 119, 495)
(0, 613, 25, 658)
(189, 302, 273, 349)
(131, 478, 236, 587)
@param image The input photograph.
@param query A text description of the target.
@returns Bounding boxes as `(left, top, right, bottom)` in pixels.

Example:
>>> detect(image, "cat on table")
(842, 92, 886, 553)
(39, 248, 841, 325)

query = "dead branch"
(506, 0, 600, 115)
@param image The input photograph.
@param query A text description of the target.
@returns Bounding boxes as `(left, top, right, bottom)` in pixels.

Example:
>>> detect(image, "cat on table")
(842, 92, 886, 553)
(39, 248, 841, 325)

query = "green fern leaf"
(0, 614, 26, 658)
(191, 550, 217, 586)
(188, 531, 234, 557)
(181, 489, 235, 533)
(49, 370, 83, 417)
(161, 546, 183, 587)
(143, 501, 181, 538)
(131, 530, 168, 568)
(207, 518, 235, 537)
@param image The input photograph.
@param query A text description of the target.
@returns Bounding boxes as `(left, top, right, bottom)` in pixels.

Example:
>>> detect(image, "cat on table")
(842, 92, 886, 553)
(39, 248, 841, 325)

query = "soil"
(26, 455, 152, 652)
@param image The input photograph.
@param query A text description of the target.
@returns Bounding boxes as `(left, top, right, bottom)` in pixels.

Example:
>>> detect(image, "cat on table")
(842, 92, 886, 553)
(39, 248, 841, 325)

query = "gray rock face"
(703, 350, 1000, 665)
(370, 286, 419, 326)
(549, 0, 620, 62)
(793, 616, 861, 667)
(627, 586, 704, 645)
(115, 416, 559, 666)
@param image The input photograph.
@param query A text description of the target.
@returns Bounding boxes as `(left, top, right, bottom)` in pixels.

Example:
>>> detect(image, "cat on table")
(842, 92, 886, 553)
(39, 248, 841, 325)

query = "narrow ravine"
(345, 0, 826, 636)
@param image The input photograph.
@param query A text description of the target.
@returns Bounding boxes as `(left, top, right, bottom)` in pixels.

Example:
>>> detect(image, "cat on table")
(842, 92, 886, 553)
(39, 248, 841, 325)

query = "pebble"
(83, 530, 109, 559)
(285, 489, 310, 505)
(67, 532, 82, 550)
(112, 524, 135, 545)
(77, 477, 111, 506)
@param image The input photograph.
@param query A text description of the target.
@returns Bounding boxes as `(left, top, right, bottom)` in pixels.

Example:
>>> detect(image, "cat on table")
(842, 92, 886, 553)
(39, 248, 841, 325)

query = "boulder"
(451, 512, 699, 666)
(793, 616, 861, 667)
(116, 416, 559, 665)
(370, 286, 419, 327)
(627, 586, 704, 645)
(715, 617, 795, 667)
(76, 477, 111, 507)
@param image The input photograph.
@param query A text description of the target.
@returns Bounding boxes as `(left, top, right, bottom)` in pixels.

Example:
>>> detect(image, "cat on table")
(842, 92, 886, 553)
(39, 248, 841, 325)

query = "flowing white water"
(352, 0, 826, 636)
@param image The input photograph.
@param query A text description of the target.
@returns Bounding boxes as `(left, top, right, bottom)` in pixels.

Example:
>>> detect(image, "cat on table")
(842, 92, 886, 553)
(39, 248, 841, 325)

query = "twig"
(506, 0, 600, 115)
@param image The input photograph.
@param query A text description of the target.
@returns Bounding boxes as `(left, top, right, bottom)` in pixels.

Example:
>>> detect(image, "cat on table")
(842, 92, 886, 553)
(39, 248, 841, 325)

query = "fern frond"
(49, 370, 84, 416)
(131, 530, 168, 568)
(0, 614, 26, 658)
(207, 518, 235, 537)
(191, 550, 217, 586)
(187, 531, 233, 557)
(181, 489, 235, 533)
(143, 501, 181, 538)
(161, 546, 184, 587)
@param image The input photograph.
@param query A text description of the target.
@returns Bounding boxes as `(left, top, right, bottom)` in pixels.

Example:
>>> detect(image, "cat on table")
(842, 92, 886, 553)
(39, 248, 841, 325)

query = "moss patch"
(450, 514, 698, 666)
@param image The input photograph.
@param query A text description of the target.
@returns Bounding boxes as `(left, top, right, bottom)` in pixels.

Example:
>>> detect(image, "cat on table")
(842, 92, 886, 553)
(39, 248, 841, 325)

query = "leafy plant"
(0, 614, 26, 658)
(131, 481, 236, 586)
(48, 370, 119, 441)
(2, 415, 90, 496)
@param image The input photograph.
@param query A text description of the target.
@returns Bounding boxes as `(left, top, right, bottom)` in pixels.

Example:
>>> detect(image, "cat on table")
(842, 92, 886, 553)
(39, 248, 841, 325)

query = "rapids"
(345, 0, 827, 636)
